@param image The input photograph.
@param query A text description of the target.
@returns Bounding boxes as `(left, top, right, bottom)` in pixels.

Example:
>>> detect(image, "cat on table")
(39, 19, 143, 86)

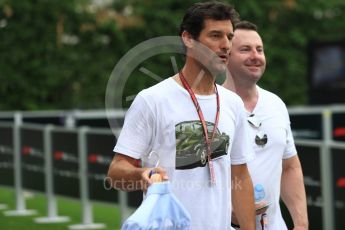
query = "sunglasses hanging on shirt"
(247, 114, 268, 147)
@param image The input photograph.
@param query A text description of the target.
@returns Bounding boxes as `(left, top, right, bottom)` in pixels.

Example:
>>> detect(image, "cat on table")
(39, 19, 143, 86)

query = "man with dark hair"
(224, 20, 308, 229)
(108, 2, 255, 229)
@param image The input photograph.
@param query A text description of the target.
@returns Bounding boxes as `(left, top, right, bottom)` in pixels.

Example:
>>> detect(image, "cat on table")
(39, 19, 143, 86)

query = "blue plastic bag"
(122, 182, 191, 230)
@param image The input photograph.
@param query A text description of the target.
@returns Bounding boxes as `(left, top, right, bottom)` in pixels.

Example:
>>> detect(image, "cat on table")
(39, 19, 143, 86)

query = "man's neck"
(175, 62, 216, 95)
(222, 72, 235, 91)
(236, 85, 258, 113)
(223, 75, 258, 113)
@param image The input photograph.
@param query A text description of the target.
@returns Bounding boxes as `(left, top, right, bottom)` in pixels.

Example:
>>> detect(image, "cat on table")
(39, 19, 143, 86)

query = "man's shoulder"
(138, 77, 176, 99)
(258, 86, 286, 107)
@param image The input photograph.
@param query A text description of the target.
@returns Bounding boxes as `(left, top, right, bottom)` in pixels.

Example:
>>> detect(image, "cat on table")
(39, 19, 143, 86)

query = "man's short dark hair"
(179, 1, 240, 39)
(234, 20, 258, 31)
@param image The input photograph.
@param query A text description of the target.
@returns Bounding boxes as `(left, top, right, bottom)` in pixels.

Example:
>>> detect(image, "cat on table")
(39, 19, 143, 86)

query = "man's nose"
(221, 36, 231, 53)
(250, 49, 260, 59)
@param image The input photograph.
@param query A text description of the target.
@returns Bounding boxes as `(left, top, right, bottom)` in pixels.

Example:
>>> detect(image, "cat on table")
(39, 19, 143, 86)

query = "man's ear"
(181, 30, 194, 48)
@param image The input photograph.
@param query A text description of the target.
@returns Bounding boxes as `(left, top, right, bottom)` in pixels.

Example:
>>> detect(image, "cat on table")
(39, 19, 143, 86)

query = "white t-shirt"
(246, 86, 297, 230)
(114, 77, 254, 230)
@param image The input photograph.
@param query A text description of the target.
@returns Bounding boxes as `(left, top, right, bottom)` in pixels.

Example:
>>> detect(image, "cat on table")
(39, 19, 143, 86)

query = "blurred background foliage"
(0, 0, 344, 110)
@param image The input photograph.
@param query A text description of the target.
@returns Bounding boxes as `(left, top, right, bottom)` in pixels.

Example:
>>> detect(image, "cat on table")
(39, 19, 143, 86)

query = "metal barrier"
(0, 109, 126, 129)
(0, 120, 138, 229)
(291, 139, 345, 230)
(288, 106, 345, 230)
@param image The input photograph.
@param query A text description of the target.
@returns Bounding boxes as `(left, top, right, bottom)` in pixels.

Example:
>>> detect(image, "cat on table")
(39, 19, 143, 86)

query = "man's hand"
(107, 153, 168, 191)
(231, 200, 269, 225)
(140, 167, 169, 191)
(255, 200, 269, 215)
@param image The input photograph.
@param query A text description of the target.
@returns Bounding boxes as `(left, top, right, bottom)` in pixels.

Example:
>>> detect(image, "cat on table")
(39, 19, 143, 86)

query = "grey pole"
(4, 112, 37, 216)
(34, 125, 70, 223)
(119, 191, 131, 224)
(69, 127, 106, 229)
(0, 124, 9, 210)
(321, 109, 335, 230)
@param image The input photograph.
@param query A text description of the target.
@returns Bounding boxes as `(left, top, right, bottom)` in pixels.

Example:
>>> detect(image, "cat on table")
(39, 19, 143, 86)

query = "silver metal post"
(4, 112, 37, 216)
(321, 109, 335, 230)
(69, 127, 105, 229)
(119, 191, 130, 224)
(34, 125, 70, 223)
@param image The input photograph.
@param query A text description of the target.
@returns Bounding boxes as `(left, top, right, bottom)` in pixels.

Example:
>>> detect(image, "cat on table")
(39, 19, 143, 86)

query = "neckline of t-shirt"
(168, 77, 217, 100)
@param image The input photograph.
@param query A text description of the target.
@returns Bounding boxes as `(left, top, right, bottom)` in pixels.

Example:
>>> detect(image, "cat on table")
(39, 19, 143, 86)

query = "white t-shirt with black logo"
(114, 77, 254, 230)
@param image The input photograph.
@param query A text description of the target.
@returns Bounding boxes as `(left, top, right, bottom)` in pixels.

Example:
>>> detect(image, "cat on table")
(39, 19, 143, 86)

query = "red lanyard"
(179, 71, 220, 185)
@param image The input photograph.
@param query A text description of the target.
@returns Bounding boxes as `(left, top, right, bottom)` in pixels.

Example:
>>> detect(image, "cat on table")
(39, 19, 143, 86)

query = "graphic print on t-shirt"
(175, 120, 230, 169)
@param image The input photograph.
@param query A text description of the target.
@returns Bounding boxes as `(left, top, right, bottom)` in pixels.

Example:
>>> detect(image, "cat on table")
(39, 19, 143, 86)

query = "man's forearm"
(107, 154, 145, 191)
(281, 156, 308, 229)
(232, 164, 255, 230)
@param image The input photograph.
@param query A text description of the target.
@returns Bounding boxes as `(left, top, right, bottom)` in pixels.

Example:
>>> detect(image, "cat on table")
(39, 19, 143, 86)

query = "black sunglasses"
(247, 114, 267, 147)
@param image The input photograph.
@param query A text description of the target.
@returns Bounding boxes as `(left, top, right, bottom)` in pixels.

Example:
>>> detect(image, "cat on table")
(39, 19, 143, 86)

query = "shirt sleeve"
(113, 94, 155, 159)
(282, 106, 297, 159)
(230, 100, 255, 165)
